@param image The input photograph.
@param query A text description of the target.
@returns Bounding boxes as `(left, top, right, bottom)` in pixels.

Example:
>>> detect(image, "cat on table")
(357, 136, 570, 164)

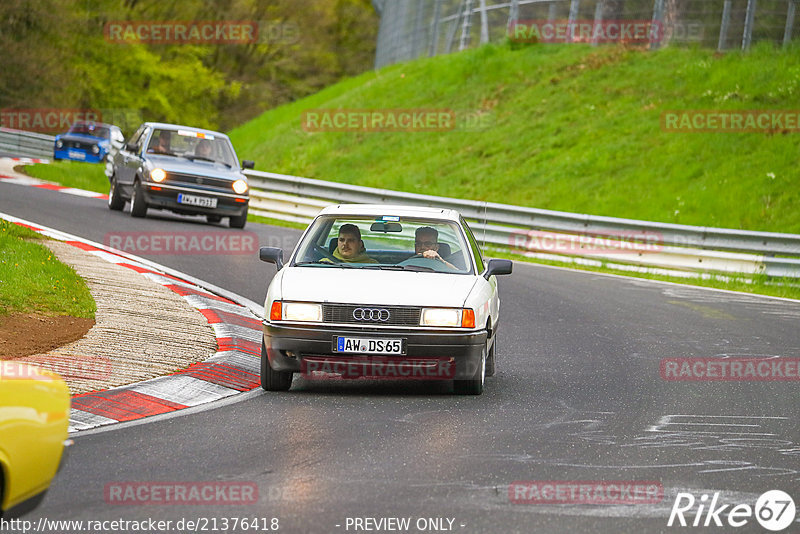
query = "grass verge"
(21, 160, 109, 195)
(0, 220, 96, 318)
(229, 40, 800, 234)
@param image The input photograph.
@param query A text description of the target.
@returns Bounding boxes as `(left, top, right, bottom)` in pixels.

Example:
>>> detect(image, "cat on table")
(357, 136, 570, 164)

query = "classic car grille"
(168, 172, 233, 190)
(322, 304, 421, 326)
(64, 140, 95, 150)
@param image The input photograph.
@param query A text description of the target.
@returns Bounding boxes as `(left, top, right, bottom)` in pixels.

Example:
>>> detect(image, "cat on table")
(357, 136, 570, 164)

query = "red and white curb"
(0, 157, 107, 199)
(2, 156, 50, 164)
(0, 213, 265, 433)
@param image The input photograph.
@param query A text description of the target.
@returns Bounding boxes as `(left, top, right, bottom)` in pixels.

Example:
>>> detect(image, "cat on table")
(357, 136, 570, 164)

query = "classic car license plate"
(68, 150, 86, 160)
(333, 337, 404, 355)
(177, 193, 217, 208)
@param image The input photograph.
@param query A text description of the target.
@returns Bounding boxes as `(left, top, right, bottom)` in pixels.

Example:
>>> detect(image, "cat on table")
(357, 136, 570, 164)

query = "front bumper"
(53, 147, 104, 163)
(141, 182, 248, 217)
(263, 322, 487, 380)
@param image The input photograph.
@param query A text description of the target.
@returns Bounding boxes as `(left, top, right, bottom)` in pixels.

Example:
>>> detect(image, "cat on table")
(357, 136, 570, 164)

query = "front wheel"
(107, 176, 124, 211)
(229, 206, 247, 229)
(260, 338, 293, 391)
(129, 180, 148, 218)
(454, 343, 486, 395)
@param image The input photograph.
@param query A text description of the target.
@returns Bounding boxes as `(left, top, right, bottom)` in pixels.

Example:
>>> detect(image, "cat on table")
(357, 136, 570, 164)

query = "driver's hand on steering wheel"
(421, 250, 442, 260)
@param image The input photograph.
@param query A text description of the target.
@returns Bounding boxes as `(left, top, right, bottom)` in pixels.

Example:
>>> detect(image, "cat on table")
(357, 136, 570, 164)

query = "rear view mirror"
(259, 247, 284, 270)
(370, 221, 402, 233)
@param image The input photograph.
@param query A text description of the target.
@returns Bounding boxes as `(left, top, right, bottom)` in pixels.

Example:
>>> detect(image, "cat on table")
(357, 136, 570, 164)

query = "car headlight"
(55, 140, 63, 148)
(273, 301, 322, 322)
(92, 145, 100, 154)
(150, 168, 167, 182)
(420, 308, 475, 328)
(232, 179, 248, 194)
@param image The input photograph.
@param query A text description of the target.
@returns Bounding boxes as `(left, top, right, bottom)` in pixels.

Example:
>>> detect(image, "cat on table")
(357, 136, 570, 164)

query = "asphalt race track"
(1, 178, 798, 533)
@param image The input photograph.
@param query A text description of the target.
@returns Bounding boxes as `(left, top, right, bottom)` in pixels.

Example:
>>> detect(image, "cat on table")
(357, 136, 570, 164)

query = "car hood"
(279, 266, 477, 307)
(145, 155, 244, 181)
(57, 133, 108, 144)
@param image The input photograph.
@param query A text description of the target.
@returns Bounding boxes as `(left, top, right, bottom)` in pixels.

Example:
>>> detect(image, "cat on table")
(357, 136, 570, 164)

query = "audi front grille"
(322, 304, 421, 326)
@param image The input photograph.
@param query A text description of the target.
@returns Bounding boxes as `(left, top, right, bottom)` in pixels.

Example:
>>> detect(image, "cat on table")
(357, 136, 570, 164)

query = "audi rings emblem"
(353, 308, 390, 322)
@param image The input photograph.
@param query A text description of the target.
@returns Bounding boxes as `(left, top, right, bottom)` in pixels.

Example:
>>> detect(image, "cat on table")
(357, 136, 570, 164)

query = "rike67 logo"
(668, 490, 796, 531)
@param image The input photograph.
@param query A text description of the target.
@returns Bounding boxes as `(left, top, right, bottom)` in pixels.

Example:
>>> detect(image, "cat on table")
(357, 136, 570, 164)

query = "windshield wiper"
(361, 265, 405, 271)
(185, 155, 216, 163)
(294, 261, 357, 268)
(400, 265, 435, 272)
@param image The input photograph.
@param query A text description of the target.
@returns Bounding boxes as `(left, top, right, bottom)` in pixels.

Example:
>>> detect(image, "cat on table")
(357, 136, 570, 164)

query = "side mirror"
(242, 160, 255, 170)
(125, 142, 138, 153)
(483, 259, 512, 280)
(259, 247, 284, 270)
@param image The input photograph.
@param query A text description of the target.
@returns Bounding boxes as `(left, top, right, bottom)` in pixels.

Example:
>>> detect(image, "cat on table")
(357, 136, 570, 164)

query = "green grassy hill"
(229, 41, 800, 233)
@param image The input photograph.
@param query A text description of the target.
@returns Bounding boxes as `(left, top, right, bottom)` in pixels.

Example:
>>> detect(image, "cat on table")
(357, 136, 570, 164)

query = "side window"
(461, 217, 485, 273)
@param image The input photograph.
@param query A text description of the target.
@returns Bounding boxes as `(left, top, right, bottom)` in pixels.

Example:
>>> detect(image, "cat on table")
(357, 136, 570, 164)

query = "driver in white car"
(415, 226, 456, 269)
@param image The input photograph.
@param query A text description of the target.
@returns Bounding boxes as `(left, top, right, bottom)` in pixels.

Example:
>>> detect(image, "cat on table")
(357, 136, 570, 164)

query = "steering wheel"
(398, 255, 442, 268)
(313, 245, 339, 263)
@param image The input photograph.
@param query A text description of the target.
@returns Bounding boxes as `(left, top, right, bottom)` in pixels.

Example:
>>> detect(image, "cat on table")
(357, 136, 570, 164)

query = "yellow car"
(0, 362, 70, 517)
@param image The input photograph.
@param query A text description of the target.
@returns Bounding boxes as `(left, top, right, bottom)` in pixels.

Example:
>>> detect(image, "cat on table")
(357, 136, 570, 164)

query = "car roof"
(318, 204, 462, 222)
(143, 122, 230, 139)
(70, 121, 118, 129)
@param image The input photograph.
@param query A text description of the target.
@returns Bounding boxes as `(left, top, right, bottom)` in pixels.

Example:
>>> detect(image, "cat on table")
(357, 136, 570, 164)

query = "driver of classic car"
(195, 139, 213, 159)
(415, 226, 456, 269)
(148, 130, 171, 154)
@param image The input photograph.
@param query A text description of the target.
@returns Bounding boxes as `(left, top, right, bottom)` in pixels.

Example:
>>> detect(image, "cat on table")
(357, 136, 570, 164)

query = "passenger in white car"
(331, 223, 378, 263)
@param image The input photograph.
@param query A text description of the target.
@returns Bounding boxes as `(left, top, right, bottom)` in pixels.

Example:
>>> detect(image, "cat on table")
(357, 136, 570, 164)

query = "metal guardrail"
(244, 169, 800, 279)
(0, 128, 54, 159)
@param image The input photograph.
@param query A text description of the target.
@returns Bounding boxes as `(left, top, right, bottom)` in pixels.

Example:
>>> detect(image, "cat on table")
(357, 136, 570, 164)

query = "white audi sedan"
(259, 205, 512, 395)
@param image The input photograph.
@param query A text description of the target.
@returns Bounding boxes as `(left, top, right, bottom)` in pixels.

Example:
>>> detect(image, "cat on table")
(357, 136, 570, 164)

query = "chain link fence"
(373, 0, 800, 68)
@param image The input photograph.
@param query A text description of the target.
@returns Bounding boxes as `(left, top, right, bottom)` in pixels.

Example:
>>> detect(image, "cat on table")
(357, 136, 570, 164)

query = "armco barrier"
(0, 128, 54, 159)
(243, 169, 800, 279)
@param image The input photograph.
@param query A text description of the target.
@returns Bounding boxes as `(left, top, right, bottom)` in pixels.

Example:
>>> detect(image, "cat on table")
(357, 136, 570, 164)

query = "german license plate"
(177, 193, 217, 208)
(67, 150, 86, 160)
(333, 337, 404, 355)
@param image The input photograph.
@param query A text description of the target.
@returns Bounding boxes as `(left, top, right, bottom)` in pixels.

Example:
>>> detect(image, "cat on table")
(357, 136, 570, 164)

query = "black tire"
(107, 176, 125, 211)
(206, 215, 222, 223)
(486, 336, 496, 377)
(454, 342, 486, 395)
(260, 338, 292, 391)
(229, 206, 247, 229)
(129, 179, 148, 218)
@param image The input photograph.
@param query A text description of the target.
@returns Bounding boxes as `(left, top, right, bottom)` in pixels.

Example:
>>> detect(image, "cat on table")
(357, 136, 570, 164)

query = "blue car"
(53, 121, 124, 163)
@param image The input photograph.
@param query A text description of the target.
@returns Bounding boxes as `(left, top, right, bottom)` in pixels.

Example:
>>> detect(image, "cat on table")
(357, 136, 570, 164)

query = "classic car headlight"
(92, 145, 100, 154)
(273, 301, 322, 322)
(420, 308, 475, 328)
(150, 168, 167, 182)
(55, 140, 63, 148)
(232, 179, 248, 194)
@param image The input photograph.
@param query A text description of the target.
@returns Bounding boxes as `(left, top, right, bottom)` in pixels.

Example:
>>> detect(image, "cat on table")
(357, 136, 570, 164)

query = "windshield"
(145, 128, 238, 167)
(292, 215, 473, 274)
(68, 122, 110, 138)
